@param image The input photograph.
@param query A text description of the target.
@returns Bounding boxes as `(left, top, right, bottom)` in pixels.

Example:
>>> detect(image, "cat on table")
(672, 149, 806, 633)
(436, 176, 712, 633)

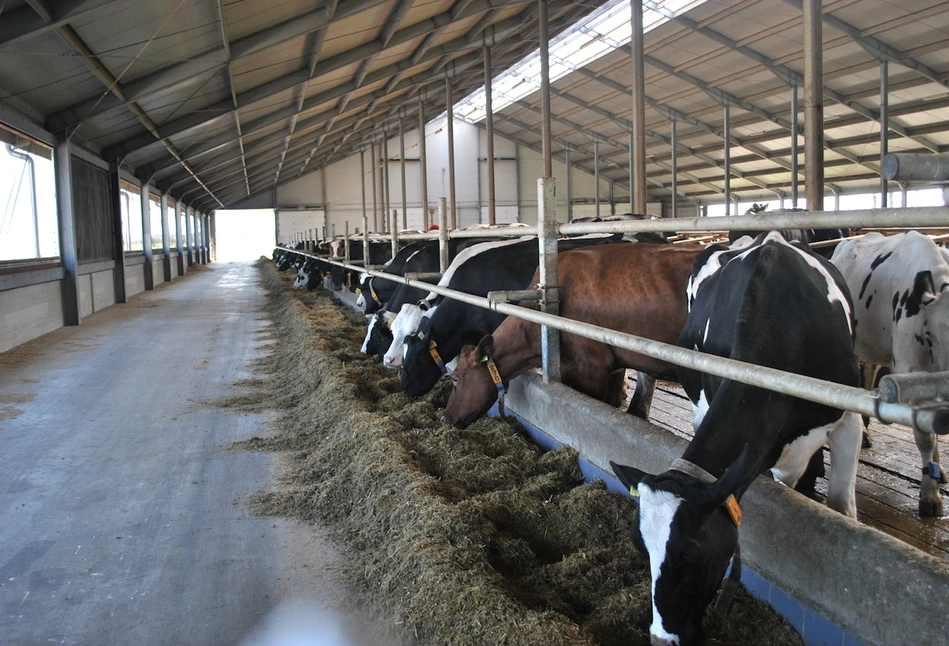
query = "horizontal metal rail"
(275, 245, 949, 435)
(320, 206, 949, 246)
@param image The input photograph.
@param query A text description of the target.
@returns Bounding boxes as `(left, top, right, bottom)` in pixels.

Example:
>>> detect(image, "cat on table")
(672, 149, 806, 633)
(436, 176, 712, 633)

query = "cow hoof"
(919, 499, 944, 518)
(862, 430, 873, 449)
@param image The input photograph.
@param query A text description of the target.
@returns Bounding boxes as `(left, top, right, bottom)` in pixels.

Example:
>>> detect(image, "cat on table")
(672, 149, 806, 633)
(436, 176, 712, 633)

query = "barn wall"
(0, 281, 64, 354)
(79, 274, 93, 318)
(125, 262, 145, 297)
(91, 269, 115, 310)
(170, 253, 180, 278)
(152, 258, 165, 287)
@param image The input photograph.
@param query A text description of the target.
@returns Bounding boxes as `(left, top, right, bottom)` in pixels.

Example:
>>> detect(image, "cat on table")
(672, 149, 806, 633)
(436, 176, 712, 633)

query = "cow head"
(292, 267, 309, 290)
(441, 335, 500, 428)
(401, 315, 445, 397)
(383, 304, 427, 367)
(361, 313, 394, 361)
(609, 447, 749, 646)
(359, 277, 385, 314)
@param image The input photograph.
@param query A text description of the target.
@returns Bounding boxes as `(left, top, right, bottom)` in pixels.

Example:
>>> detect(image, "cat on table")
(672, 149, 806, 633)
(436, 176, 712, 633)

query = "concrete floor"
(0, 262, 398, 646)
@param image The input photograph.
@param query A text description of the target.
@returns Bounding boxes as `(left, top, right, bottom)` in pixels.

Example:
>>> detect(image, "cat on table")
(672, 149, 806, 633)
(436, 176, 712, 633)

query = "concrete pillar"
(55, 140, 80, 325)
(174, 200, 185, 276)
(109, 164, 127, 303)
(140, 180, 154, 290)
(160, 193, 172, 281)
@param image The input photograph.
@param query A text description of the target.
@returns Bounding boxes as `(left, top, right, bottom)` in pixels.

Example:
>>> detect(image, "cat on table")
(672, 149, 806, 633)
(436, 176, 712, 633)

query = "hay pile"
(219, 259, 803, 646)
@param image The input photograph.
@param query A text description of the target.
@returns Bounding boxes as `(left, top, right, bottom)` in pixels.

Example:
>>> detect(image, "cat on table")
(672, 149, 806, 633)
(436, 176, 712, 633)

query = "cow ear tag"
(724, 495, 742, 527)
(355, 288, 362, 294)
(628, 487, 640, 498)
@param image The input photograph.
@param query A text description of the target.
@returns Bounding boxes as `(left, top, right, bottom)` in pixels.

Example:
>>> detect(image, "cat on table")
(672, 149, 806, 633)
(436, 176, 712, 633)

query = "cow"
(610, 231, 863, 646)
(398, 234, 627, 397)
(440, 243, 703, 428)
(830, 231, 949, 516)
(355, 241, 430, 313)
(380, 237, 534, 368)
(728, 203, 849, 258)
(328, 240, 392, 291)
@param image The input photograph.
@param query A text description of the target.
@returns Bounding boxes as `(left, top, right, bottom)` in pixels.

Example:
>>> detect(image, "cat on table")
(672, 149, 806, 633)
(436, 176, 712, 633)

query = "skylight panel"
(455, 0, 712, 125)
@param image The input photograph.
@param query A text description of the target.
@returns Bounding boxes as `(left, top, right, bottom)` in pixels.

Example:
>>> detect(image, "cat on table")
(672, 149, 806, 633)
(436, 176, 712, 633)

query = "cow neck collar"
(670, 457, 743, 620)
(481, 353, 508, 419)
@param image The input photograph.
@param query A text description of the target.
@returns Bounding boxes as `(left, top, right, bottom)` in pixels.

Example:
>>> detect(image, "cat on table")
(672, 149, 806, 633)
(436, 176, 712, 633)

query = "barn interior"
(2, 0, 949, 644)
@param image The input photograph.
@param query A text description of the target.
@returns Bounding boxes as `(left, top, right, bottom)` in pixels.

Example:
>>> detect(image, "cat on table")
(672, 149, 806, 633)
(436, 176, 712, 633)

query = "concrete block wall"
(0, 281, 64, 354)
(152, 257, 165, 287)
(125, 263, 145, 297)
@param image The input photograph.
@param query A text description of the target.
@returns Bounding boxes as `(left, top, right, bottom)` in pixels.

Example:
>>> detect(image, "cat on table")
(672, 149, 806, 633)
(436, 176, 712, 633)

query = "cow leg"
(857, 360, 880, 448)
(626, 372, 656, 419)
(794, 451, 825, 502)
(914, 428, 944, 517)
(824, 411, 861, 519)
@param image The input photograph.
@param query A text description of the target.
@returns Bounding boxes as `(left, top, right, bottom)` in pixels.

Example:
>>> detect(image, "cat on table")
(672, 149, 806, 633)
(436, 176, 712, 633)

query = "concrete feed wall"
(0, 281, 64, 354)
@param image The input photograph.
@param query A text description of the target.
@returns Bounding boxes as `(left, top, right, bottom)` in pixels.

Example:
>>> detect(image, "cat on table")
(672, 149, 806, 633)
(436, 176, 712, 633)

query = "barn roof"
(2, 0, 946, 212)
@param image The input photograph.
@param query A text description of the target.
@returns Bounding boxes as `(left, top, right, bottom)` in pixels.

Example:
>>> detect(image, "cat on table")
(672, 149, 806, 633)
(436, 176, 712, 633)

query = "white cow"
(831, 231, 949, 516)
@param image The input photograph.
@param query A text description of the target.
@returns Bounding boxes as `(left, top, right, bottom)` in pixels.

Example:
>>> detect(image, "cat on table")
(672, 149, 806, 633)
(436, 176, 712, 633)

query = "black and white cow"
(729, 203, 849, 258)
(611, 232, 862, 646)
(328, 240, 392, 291)
(831, 231, 949, 516)
(398, 234, 625, 397)
(355, 241, 430, 313)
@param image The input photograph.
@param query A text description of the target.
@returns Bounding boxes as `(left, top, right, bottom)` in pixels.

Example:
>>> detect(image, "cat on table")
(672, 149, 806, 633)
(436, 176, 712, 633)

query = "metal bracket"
(487, 289, 543, 310)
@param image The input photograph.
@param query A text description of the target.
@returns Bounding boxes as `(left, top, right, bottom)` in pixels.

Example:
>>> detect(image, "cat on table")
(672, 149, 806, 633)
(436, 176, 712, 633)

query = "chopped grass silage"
(216, 258, 803, 646)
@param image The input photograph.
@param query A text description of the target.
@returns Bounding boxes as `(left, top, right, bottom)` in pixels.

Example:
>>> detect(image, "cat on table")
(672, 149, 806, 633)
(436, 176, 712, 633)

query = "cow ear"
(382, 311, 397, 324)
(417, 299, 430, 311)
(705, 444, 750, 510)
(912, 270, 938, 306)
(475, 334, 495, 362)
(610, 461, 650, 495)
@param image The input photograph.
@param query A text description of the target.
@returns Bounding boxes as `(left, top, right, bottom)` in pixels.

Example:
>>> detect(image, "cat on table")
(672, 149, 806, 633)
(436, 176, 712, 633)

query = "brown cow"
(441, 243, 703, 429)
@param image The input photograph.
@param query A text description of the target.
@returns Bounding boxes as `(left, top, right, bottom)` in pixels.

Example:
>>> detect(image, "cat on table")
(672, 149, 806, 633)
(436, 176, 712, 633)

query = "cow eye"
(452, 376, 459, 384)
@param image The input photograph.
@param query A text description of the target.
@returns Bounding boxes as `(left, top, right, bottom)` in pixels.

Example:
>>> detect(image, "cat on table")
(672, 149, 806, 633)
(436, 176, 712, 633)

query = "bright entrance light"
(214, 209, 276, 261)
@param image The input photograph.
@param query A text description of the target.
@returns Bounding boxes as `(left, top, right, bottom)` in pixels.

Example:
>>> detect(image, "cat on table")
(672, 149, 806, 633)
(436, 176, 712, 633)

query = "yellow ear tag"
(355, 288, 362, 294)
(724, 494, 742, 527)
(629, 487, 640, 498)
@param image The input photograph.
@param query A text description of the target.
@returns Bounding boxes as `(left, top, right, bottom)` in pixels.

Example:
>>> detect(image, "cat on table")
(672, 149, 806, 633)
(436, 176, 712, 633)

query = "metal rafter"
(212, 0, 249, 198)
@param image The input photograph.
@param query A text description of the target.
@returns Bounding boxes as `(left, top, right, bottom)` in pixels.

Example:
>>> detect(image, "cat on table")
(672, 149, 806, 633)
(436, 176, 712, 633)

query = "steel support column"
(485, 44, 497, 225)
(671, 117, 678, 218)
(539, 0, 552, 179)
(804, 0, 824, 210)
(140, 181, 154, 289)
(399, 117, 407, 229)
(630, 0, 647, 214)
(371, 140, 379, 232)
(418, 94, 429, 230)
(185, 206, 194, 265)
(160, 192, 172, 282)
(628, 129, 634, 212)
(174, 199, 185, 277)
(438, 196, 449, 272)
(723, 104, 731, 214)
(382, 128, 390, 233)
(109, 164, 128, 302)
(446, 77, 457, 229)
(55, 141, 80, 325)
(594, 139, 600, 218)
(880, 60, 889, 207)
(360, 148, 368, 238)
(538, 177, 560, 382)
(565, 144, 573, 221)
(791, 84, 799, 208)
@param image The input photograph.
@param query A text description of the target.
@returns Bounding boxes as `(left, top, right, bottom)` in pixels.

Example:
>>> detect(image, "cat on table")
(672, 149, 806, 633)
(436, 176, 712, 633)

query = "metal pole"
(344, 220, 350, 264)
(446, 76, 457, 229)
(438, 196, 449, 273)
(399, 117, 408, 230)
(565, 143, 573, 221)
(538, 176, 560, 383)
(630, 0, 647, 214)
(594, 139, 601, 218)
(880, 60, 889, 208)
(804, 0, 824, 211)
(671, 117, 678, 218)
(371, 140, 379, 232)
(391, 210, 399, 258)
(382, 127, 390, 234)
(791, 84, 799, 208)
(485, 44, 497, 225)
(723, 103, 731, 215)
(360, 148, 368, 238)
(418, 93, 430, 231)
(628, 129, 634, 213)
(539, 0, 552, 179)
